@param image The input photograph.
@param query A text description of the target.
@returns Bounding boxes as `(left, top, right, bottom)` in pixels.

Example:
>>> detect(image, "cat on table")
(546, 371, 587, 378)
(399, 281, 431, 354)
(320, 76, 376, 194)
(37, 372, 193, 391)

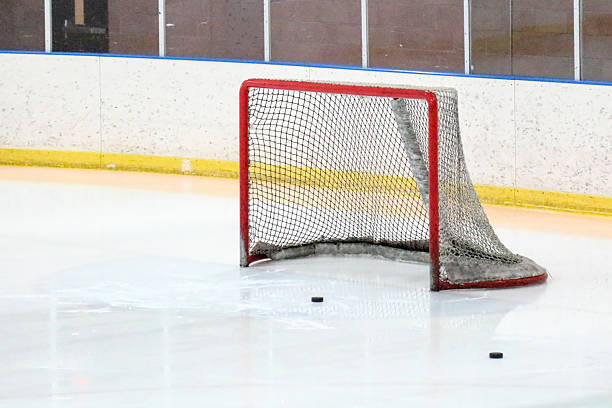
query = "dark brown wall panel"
(369, 0, 464, 73)
(166, 0, 264, 60)
(0, 0, 44, 51)
(108, 0, 158, 55)
(511, 0, 573, 78)
(471, 0, 511, 75)
(472, 0, 574, 78)
(270, 0, 361, 66)
(583, 0, 612, 81)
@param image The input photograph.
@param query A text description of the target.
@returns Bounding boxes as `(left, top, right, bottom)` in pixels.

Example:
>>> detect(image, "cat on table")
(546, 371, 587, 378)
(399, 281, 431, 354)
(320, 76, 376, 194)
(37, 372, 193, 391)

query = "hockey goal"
(239, 79, 547, 291)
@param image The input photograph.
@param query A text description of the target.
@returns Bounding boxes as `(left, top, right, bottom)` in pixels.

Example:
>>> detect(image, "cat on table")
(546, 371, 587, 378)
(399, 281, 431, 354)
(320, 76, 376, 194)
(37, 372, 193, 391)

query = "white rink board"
(0, 53, 611, 197)
(0, 54, 101, 152)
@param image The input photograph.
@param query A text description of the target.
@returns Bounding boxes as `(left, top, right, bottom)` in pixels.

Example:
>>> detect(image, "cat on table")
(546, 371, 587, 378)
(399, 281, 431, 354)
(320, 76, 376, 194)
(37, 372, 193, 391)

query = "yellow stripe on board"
(473, 184, 612, 216)
(0, 148, 239, 179)
(101, 153, 238, 178)
(0, 148, 102, 169)
(514, 187, 612, 216)
(0, 147, 610, 216)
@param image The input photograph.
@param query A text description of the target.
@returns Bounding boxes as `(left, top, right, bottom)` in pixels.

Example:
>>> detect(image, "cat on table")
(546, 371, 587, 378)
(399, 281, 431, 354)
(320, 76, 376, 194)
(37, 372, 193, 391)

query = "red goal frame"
(239, 79, 441, 288)
(239, 79, 547, 291)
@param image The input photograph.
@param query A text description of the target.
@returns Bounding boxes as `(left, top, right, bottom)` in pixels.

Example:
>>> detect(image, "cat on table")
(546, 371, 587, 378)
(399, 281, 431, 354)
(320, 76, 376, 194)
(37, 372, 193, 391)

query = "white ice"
(0, 175, 611, 407)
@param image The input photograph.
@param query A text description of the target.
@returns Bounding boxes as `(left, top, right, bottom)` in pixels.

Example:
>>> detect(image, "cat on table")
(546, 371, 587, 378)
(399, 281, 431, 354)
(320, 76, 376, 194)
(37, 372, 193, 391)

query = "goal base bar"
(241, 241, 547, 290)
(438, 272, 548, 290)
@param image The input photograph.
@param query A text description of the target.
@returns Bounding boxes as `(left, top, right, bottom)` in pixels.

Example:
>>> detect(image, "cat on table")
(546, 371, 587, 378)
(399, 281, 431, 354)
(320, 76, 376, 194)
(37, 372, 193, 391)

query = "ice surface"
(0, 173, 611, 407)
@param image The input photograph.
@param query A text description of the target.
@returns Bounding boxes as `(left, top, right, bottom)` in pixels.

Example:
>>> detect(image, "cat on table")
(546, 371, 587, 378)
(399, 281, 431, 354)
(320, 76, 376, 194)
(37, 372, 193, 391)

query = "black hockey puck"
(489, 352, 503, 359)
(311, 296, 324, 303)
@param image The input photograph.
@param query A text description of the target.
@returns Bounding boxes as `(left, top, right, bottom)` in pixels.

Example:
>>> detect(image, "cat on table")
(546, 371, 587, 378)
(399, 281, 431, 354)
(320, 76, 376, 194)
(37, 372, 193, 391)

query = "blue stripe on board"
(1, 49, 612, 87)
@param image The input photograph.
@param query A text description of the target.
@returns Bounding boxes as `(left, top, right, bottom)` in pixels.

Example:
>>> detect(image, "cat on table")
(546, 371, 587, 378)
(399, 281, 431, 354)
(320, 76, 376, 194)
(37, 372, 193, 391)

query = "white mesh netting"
(243, 82, 546, 290)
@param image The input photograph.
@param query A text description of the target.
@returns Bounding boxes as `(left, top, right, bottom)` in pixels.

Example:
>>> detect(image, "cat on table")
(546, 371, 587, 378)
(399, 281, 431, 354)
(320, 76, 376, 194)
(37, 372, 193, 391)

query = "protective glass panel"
(0, 0, 45, 51)
(51, 0, 158, 55)
(470, 0, 511, 75)
(368, 0, 464, 73)
(471, 0, 574, 79)
(165, 0, 263, 60)
(270, 0, 361, 66)
(583, 0, 612, 82)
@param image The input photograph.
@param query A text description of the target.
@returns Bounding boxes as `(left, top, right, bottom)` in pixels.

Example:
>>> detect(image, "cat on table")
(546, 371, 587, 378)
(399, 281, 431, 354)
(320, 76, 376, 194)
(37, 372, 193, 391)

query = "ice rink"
(1, 166, 611, 407)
